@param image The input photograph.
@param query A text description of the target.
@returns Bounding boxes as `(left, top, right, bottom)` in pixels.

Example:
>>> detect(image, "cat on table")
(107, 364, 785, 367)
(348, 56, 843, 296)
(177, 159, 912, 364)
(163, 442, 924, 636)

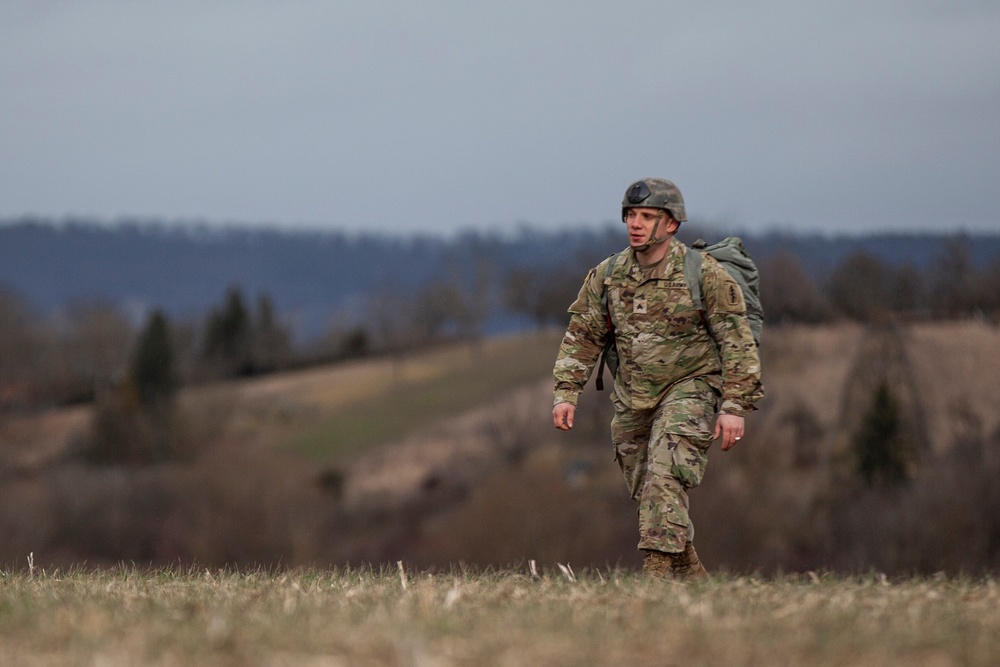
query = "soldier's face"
(625, 207, 677, 247)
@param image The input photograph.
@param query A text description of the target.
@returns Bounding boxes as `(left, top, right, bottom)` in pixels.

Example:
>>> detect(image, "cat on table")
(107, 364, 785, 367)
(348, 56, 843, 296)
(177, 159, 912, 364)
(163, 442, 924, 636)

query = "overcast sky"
(1, 1, 998, 236)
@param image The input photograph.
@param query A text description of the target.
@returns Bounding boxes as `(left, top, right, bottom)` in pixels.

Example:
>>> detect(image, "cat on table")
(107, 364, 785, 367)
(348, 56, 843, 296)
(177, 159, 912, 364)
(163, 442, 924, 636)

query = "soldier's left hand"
(714, 414, 745, 451)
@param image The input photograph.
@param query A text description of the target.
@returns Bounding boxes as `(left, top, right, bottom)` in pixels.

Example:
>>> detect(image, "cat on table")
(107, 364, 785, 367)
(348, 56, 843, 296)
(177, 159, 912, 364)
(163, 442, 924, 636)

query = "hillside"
(2, 322, 1000, 574)
(0, 332, 563, 474)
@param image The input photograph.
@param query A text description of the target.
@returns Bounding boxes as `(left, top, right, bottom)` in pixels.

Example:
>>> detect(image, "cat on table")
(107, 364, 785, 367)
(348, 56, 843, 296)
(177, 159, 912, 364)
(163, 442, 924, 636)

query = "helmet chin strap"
(634, 217, 667, 253)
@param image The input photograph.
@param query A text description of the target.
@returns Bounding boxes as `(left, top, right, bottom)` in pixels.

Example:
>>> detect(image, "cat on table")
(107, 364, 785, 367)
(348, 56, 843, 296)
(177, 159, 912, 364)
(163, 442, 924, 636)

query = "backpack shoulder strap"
(599, 249, 624, 315)
(684, 240, 721, 350)
(684, 241, 706, 313)
(595, 250, 623, 391)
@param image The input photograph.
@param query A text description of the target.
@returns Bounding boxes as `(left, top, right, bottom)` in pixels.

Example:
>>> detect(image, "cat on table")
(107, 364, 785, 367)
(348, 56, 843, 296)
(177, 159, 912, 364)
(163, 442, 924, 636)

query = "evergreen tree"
(855, 382, 910, 485)
(131, 310, 176, 406)
(84, 309, 183, 466)
(203, 286, 253, 375)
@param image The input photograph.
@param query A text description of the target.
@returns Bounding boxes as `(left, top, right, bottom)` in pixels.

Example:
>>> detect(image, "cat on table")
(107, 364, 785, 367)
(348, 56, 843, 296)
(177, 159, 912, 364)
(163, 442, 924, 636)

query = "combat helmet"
(621, 178, 687, 223)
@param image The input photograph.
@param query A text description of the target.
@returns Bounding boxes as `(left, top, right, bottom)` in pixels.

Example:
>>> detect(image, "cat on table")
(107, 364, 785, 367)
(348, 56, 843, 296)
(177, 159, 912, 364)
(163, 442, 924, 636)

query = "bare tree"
(983, 256, 1000, 322)
(826, 251, 891, 322)
(0, 289, 42, 409)
(56, 301, 134, 399)
(888, 262, 926, 318)
(759, 251, 831, 324)
(929, 239, 985, 319)
(459, 256, 493, 341)
(412, 280, 469, 343)
(504, 265, 582, 329)
(252, 292, 291, 373)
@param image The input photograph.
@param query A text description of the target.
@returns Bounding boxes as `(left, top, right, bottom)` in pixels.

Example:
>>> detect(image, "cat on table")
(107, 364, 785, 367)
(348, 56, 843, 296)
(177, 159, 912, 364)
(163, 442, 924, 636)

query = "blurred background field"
(3, 318, 1000, 575)
(3, 224, 1000, 576)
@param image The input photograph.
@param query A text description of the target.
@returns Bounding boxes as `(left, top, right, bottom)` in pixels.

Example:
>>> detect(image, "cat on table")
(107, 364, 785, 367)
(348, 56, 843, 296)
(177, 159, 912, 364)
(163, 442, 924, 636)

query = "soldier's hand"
(553, 403, 575, 430)
(714, 414, 745, 451)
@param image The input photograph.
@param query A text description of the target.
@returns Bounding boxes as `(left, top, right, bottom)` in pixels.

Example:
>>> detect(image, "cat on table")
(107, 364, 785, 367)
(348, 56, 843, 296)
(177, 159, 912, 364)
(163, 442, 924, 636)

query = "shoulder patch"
(718, 275, 746, 313)
(727, 282, 740, 307)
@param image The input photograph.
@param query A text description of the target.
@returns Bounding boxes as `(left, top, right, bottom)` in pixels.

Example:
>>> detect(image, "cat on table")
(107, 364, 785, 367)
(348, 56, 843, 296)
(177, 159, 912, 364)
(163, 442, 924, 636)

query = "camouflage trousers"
(611, 377, 718, 553)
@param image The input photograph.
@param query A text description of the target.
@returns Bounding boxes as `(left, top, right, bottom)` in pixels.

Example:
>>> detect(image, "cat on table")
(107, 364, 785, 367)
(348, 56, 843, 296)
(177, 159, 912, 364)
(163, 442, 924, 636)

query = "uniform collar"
(624, 239, 686, 281)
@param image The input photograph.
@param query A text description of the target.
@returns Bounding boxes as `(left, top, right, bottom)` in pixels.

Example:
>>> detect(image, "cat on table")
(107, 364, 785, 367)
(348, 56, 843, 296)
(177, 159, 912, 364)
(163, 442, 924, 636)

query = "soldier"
(551, 178, 763, 579)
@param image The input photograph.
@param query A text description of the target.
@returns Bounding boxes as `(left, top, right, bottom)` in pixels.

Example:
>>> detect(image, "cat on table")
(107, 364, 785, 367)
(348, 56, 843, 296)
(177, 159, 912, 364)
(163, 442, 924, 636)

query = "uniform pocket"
(657, 377, 718, 439)
(670, 435, 711, 490)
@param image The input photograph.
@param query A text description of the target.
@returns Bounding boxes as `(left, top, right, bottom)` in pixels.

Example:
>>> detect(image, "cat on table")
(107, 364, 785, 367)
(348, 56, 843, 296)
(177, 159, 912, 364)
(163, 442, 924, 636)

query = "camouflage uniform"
(553, 239, 763, 553)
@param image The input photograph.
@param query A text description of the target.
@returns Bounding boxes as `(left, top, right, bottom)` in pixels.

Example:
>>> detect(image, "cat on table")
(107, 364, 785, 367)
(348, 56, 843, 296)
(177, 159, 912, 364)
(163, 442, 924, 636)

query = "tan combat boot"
(669, 542, 709, 580)
(641, 549, 673, 578)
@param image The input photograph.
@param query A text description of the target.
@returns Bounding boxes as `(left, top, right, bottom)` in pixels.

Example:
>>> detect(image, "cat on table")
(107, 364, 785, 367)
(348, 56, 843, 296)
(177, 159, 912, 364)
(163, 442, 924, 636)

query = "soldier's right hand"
(553, 403, 575, 430)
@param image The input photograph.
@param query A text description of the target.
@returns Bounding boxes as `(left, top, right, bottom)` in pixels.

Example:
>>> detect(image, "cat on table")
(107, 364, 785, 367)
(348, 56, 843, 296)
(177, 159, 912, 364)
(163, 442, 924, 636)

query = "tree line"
(759, 238, 1000, 324)
(1, 234, 999, 419)
(506, 236, 1000, 328)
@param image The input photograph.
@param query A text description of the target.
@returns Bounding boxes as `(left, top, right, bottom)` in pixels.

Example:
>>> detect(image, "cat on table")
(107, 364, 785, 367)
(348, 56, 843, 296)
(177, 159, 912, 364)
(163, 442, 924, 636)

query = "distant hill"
(5, 321, 1000, 573)
(1, 218, 998, 338)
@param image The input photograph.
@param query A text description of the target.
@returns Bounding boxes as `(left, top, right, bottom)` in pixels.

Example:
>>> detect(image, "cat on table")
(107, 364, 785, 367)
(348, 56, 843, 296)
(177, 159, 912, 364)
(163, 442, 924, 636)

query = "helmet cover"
(621, 178, 687, 222)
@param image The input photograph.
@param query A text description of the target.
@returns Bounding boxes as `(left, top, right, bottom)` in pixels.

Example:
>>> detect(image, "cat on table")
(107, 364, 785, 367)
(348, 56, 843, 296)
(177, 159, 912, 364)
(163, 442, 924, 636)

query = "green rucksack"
(686, 237, 764, 346)
(595, 237, 762, 391)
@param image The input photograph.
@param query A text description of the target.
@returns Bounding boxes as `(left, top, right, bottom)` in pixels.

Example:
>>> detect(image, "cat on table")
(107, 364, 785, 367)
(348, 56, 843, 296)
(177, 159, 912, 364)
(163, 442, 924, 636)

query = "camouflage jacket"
(553, 240, 763, 415)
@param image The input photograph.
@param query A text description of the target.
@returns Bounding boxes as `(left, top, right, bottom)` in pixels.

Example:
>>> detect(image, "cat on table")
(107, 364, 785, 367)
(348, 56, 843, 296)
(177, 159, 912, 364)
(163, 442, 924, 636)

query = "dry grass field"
(2, 566, 998, 667)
